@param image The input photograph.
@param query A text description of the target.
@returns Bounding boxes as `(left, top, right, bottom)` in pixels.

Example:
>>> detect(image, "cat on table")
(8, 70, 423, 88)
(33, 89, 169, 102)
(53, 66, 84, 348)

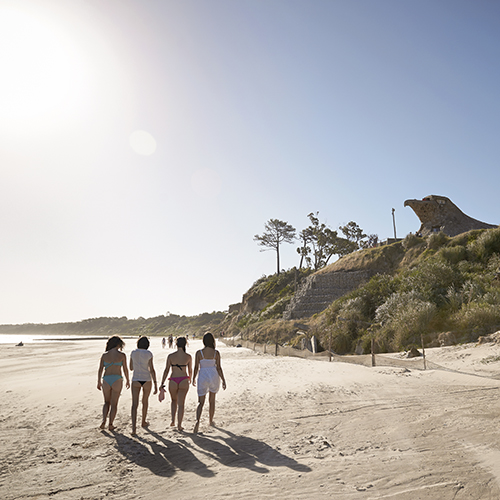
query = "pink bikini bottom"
(169, 376, 190, 385)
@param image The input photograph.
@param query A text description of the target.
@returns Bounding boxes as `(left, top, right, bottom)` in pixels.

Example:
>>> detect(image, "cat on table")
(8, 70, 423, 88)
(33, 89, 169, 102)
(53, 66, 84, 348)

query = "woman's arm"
(192, 351, 200, 387)
(129, 354, 134, 371)
(215, 351, 226, 390)
(187, 354, 193, 382)
(97, 356, 104, 390)
(122, 353, 130, 389)
(148, 357, 158, 394)
(160, 355, 172, 388)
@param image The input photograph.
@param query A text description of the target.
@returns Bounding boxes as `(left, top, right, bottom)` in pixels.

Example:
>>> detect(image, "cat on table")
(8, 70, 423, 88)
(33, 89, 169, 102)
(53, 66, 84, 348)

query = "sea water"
(0, 334, 108, 345)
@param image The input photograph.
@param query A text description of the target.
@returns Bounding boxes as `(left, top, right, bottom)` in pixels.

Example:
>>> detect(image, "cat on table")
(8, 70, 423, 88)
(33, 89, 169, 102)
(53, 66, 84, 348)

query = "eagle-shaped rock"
(404, 195, 496, 237)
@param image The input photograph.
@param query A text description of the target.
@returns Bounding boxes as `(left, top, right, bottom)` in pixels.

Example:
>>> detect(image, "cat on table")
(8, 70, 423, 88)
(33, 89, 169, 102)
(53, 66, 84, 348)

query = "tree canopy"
(254, 219, 296, 275)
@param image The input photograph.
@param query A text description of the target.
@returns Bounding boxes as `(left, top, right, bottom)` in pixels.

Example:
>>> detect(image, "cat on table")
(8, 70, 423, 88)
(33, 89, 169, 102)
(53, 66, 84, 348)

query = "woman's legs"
(208, 391, 216, 426)
(168, 380, 178, 427)
(141, 381, 152, 427)
(193, 394, 206, 434)
(107, 379, 123, 430)
(131, 382, 142, 434)
(176, 379, 190, 431)
(100, 382, 112, 429)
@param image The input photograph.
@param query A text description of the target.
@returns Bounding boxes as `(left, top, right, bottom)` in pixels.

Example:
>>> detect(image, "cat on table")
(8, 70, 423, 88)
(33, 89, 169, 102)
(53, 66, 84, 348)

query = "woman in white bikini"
(192, 332, 226, 433)
(97, 336, 130, 431)
(130, 336, 158, 435)
(160, 337, 192, 431)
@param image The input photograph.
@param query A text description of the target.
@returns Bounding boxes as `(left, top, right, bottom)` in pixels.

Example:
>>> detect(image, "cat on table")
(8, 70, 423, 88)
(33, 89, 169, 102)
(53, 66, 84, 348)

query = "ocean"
(0, 334, 109, 345)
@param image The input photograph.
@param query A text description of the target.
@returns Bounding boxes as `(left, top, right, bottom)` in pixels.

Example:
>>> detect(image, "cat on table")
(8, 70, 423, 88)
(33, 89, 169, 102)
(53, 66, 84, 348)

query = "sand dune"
(1, 337, 500, 499)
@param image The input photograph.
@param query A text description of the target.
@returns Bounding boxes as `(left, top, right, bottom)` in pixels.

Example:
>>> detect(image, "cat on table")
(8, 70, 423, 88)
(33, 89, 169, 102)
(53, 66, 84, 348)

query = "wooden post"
(328, 332, 332, 362)
(421, 334, 426, 370)
(371, 337, 375, 367)
(275, 343, 278, 356)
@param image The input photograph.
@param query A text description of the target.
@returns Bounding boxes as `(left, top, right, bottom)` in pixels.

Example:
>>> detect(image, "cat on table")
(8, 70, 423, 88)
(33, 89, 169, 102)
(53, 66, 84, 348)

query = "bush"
(451, 302, 500, 339)
(439, 245, 468, 265)
(402, 233, 424, 250)
(468, 228, 500, 261)
(399, 259, 461, 306)
(427, 232, 449, 250)
(375, 291, 436, 350)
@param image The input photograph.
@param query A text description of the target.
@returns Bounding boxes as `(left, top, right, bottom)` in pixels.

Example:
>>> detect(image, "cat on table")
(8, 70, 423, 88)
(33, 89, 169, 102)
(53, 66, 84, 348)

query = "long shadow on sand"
(112, 430, 214, 478)
(187, 427, 311, 474)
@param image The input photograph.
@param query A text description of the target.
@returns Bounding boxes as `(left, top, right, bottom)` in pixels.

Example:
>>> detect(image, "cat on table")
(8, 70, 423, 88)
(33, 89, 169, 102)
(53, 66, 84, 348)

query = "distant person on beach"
(168, 334, 173, 349)
(162, 337, 166, 349)
(192, 332, 226, 433)
(97, 336, 130, 431)
(130, 336, 158, 435)
(160, 337, 192, 431)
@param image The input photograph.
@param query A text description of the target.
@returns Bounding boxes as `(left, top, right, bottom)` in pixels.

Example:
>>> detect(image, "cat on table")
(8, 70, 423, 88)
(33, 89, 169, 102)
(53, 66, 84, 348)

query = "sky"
(1, 0, 499, 324)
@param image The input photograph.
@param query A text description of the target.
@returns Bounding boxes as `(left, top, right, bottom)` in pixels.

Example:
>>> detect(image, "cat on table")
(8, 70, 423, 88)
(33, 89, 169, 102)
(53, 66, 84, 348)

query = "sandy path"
(1, 337, 500, 499)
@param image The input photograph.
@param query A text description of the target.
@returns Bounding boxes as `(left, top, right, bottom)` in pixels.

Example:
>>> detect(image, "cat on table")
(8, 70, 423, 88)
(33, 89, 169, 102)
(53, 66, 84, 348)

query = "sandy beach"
(2, 336, 500, 499)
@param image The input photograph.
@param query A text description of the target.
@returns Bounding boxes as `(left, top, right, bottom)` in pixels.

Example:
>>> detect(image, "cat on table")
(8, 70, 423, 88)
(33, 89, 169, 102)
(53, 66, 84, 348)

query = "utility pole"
(392, 208, 397, 239)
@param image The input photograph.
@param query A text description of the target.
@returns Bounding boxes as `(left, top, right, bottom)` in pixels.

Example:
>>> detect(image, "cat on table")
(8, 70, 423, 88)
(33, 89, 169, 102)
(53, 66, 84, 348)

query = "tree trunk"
(276, 244, 280, 275)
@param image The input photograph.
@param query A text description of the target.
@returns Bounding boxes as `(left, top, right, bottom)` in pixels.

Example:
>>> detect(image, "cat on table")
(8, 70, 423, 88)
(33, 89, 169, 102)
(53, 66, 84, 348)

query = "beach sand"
(2, 337, 500, 499)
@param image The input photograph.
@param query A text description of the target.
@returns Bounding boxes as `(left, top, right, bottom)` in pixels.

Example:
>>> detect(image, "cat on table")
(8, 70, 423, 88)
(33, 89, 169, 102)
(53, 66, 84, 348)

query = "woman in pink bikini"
(160, 337, 192, 431)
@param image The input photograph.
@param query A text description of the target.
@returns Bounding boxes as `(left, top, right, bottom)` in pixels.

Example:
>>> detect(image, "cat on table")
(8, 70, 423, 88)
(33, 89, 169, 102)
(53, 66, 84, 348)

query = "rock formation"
(404, 195, 496, 237)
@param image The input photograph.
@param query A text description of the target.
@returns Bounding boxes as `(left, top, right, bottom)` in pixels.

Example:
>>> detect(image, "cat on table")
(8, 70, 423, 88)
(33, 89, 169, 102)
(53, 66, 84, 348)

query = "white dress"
(196, 350, 220, 397)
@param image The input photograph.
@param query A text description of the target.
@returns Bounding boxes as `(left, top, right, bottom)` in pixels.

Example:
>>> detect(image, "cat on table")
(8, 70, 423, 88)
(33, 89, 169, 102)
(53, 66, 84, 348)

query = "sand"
(2, 337, 500, 500)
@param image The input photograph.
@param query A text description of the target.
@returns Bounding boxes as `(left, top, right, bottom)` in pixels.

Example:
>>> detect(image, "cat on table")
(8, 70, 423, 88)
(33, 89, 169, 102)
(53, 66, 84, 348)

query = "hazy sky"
(1, 0, 499, 324)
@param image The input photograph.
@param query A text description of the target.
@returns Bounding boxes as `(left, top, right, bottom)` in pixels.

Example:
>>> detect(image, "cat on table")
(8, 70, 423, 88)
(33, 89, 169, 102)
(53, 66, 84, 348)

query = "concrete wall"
(283, 270, 374, 320)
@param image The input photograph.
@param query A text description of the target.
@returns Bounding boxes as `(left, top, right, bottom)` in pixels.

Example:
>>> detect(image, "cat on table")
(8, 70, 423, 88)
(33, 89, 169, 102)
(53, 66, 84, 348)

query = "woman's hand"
(222, 380, 227, 390)
(97, 381, 102, 391)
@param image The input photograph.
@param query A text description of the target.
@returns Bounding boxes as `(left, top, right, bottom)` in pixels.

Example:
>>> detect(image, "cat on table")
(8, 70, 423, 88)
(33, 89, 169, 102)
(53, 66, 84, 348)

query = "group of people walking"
(97, 332, 226, 434)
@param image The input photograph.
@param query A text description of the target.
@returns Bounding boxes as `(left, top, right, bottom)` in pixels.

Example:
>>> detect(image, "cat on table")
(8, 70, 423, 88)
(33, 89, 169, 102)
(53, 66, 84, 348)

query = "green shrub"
(451, 302, 500, 339)
(427, 232, 449, 250)
(399, 259, 461, 305)
(468, 228, 500, 261)
(439, 245, 468, 265)
(375, 291, 436, 350)
(402, 233, 424, 250)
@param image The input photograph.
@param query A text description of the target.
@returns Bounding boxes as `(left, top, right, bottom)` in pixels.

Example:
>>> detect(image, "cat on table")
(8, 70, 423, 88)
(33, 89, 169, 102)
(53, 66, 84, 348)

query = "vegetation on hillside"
(314, 228, 500, 353)
(231, 227, 500, 354)
(0, 312, 226, 338)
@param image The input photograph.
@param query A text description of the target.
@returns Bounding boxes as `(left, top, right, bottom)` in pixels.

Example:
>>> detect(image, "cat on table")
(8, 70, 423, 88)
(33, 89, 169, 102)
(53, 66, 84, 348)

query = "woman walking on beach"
(160, 337, 192, 431)
(192, 332, 226, 433)
(97, 336, 130, 431)
(130, 336, 158, 435)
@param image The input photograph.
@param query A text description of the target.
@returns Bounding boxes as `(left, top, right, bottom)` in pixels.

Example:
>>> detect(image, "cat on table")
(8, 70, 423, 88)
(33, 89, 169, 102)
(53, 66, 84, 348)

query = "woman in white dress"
(130, 336, 157, 435)
(192, 332, 226, 433)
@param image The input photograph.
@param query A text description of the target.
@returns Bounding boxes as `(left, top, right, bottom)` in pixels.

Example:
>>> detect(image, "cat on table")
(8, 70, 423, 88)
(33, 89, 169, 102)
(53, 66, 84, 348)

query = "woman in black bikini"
(130, 336, 158, 435)
(160, 337, 192, 431)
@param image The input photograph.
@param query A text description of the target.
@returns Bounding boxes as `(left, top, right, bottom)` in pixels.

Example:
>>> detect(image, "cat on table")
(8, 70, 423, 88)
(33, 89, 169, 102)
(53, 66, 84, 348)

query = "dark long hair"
(202, 332, 215, 349)
(176, 337, 187, 352)
(106, 336, 124, 351)
(137, 336, 150, 349)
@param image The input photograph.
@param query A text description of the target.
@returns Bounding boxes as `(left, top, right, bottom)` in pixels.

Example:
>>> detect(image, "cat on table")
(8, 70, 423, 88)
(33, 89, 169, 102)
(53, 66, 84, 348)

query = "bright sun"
(0, 6, 91, 137)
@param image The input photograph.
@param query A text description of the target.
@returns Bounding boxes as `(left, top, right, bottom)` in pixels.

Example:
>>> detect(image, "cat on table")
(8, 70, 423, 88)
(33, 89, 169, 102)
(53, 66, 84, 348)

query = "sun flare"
(0, 6, 91, 136)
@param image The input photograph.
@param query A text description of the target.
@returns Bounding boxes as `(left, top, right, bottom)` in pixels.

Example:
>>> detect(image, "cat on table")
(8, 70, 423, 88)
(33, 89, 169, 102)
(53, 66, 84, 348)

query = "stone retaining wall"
(283, 270, 374, 320)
